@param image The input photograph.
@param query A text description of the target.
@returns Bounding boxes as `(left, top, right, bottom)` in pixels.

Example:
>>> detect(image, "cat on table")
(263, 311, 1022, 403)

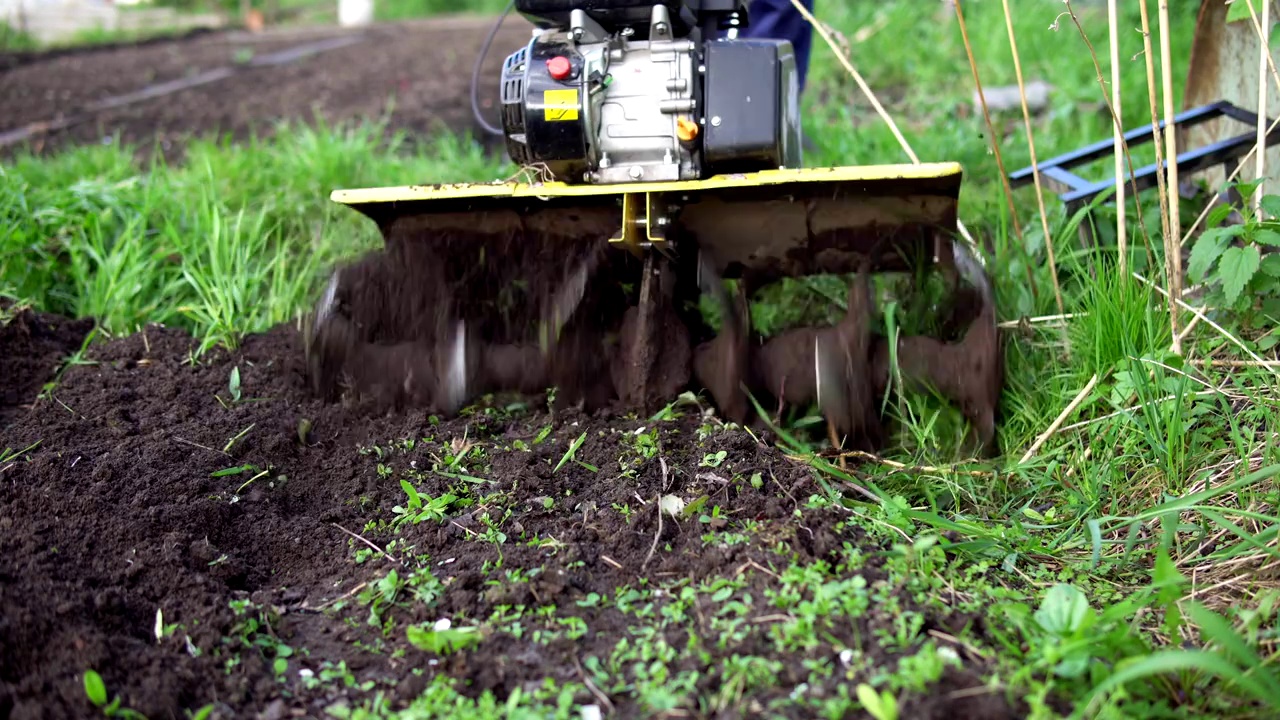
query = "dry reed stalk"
(1201, 359, 1280, 368)
(784, 0, 981, 253)
(1109, 0, 1126, 273)
(953, 0, 1038, 297)
(997, 312, 1085, 328)
(999, 0, 1067, 334)
(822, 449, 996, 478)
(1058, 1, 1157, 270)
(1137, 0, 1178, 354)
(1158, 0, 1183, 353)
(1249, 0, 1272, 214)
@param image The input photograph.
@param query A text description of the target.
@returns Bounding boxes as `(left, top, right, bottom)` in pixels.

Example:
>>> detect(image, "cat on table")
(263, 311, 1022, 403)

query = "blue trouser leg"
(738, 0, 814, 94)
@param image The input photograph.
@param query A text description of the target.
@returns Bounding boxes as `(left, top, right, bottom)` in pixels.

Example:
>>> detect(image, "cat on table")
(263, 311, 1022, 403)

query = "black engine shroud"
(498, 0, 804, 184)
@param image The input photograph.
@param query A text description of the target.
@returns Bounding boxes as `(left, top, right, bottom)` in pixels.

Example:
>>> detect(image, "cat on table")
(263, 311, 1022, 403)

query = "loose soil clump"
(0, 311, 1022, 718)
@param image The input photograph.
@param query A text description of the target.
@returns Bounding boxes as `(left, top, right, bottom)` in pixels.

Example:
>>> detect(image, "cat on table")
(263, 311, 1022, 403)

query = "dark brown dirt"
(0, 301, 95, 428)
(0, 30, 322, 131)
(0, 308, 1023, 719)
(0, 17, 534, 159)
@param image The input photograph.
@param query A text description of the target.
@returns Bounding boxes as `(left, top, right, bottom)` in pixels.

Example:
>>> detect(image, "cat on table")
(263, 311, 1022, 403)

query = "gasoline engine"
(496, 0, 803, 185)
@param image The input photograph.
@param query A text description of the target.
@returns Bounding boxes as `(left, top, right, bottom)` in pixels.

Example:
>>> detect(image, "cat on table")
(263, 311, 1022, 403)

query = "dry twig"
(1133, 271, 1280, 376)
(330, 522, 401, 565)
(1056, 1, 1158, 272)
(1020, 374, 1099, 464)
(1158, 0, 1184, 352)
(952, 0, 1036, 295)
(1108, 0, 1126, 271)
(1244, 0, 1273, 213)
(1136, 0, 1179, 352)
(999, 0, 1067, 333)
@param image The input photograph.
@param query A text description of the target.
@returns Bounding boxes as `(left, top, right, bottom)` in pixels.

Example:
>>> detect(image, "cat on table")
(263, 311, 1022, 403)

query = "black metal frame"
(1008, 101, 1280, 219)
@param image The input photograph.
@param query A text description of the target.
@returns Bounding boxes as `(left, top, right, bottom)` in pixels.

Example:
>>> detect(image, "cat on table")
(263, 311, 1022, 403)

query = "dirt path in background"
(0, 17, 533, 158)
(0, 305, 1022, 719)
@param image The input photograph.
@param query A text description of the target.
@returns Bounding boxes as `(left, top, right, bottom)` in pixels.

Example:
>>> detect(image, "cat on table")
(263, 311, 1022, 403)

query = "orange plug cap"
(676, 117, 698, 142)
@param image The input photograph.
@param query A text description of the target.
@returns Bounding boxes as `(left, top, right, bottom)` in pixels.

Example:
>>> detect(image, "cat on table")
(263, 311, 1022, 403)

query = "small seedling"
(554, 431, 591, 473)
(82, 670, 144, 718)
(406, 619, 483, 655)
(700, 450, 728, 467)
(1, 440, 41, 464)
(223, 423, 254, 453)
(856, 684, 898, 720)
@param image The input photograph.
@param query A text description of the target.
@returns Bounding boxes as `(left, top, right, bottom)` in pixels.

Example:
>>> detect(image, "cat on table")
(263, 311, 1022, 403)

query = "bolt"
(629, 166, 643, 179)
(710, 116, 721, 127)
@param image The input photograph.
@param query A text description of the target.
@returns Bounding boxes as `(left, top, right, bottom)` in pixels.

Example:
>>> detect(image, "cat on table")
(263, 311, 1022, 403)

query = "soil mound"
(0, 302, 95, 428)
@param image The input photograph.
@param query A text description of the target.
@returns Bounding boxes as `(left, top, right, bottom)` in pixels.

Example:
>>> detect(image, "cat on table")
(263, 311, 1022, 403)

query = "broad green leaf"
(1207, 202, 1235, 229)
(1110, 368, 1136, 407)
(400, 478, 421, 509)
(1034, 583, 1094, 637)
(1261, 254, 1280, 277)
(1227, 0, 1256, 23)
(1262, 194, 1280, 219)
(1236, 179, 1262, 201)
(856, 684, 897, 720)
(1188, 227, 1238, 281)
(83, 670, 107, 706)
(1219, 245, 1261, 304)
(1054, 652, 1090, 679)
(1255, 229, 1280, 246)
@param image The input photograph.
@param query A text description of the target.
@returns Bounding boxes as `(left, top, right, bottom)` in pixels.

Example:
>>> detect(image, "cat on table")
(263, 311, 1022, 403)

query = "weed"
(82, 670, 145, 719)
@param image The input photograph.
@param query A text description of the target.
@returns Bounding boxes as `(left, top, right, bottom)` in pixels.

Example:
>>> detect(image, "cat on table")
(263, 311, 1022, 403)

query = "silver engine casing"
(540, 6, 699, 184)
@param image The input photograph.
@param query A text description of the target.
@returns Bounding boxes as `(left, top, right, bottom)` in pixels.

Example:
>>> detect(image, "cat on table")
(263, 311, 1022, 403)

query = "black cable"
(471, 0, 518, 137)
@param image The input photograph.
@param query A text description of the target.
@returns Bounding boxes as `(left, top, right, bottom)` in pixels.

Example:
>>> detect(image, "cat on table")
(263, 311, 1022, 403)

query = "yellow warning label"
(543, 89, 579, 121)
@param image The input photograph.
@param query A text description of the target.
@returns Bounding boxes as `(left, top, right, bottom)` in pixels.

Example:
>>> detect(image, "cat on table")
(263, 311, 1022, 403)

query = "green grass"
(7, 1, 1280, 718)
(1, 119, 502, 353)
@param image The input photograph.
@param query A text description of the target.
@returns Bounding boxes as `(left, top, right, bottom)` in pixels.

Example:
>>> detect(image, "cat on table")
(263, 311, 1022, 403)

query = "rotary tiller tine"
(539, 245, 606, 357)
(436, 319, 469, 415)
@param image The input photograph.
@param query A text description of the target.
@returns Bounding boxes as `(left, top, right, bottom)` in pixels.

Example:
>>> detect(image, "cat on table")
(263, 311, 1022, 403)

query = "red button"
(547, 56, 571, 80)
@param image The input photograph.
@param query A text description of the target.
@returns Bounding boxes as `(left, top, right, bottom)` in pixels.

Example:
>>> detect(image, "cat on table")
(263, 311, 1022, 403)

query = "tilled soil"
(0, 301, 94, 428)
(0, 306, 1024, 719)
(0, 17, 533, 158)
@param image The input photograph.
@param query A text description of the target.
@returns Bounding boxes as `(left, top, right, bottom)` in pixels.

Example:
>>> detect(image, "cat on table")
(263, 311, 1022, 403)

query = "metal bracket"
(609, 192, 669, 255)
(1008, 100, 1280, 241)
